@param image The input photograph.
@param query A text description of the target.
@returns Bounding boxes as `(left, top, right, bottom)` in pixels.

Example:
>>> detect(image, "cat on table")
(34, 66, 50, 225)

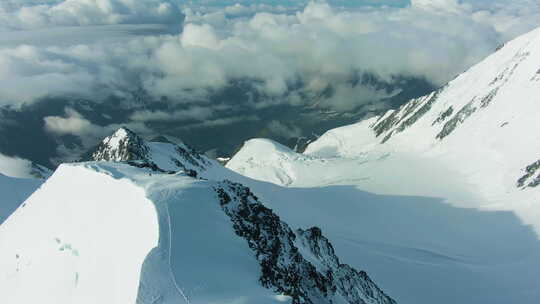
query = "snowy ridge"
(0, 164, 159, 304)
(226, 139, 314, 186)
(0, 129, 396, 304)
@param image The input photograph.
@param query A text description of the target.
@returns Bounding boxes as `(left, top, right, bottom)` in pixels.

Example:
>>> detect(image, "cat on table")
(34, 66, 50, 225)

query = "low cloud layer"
(0, 0, 182, 30)
(1, 0, 540, 162)
(1, 1, 539, 109)
(0, 153, 33, 178)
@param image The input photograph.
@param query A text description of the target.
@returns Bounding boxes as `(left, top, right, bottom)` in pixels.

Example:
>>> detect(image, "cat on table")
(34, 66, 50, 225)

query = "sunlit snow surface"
(0, 162, 289, 304)
(227, 26, 540, 304)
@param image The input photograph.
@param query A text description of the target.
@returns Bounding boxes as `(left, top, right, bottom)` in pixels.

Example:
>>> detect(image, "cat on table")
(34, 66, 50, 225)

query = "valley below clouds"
(1, 0, 539, 165)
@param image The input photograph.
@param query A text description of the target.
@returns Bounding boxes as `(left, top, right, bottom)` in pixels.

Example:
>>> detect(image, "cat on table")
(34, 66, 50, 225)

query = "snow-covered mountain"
(0, 128, 396, 304)
(90, 127, 214, 176)
(228, 25, 540, 230)
(226, 26, 540, 304)
(3, 21, 540, 304)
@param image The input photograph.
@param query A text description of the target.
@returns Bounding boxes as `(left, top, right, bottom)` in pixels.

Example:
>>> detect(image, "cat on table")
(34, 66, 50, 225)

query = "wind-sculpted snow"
(226, 139, 315, 186)
(0, 164, 159, 304)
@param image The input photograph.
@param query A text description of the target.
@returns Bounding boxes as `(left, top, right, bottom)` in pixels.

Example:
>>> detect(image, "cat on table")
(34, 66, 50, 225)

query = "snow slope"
(0, 128, 396, 304)
(228, 25, 540, 230)
(0, 173, 42, 224)
(0, 164, 159, 304)
(0, 155, 50, 224)
(226, 26, 540, 304)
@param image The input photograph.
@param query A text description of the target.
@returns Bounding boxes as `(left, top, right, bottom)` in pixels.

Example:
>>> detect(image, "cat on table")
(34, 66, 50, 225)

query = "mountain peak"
(113, 127, 138, 139)
(89, 128, 218, 178)
(91, 127, 149, 162)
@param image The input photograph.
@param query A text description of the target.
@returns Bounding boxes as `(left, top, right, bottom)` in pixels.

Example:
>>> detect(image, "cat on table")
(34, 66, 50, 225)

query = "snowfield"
(227, 25, 540, 304)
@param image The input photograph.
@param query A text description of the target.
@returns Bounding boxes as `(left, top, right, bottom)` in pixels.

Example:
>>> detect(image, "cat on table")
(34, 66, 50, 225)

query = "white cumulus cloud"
(0, 0, 539, 113)
(0, 153, 33, 178)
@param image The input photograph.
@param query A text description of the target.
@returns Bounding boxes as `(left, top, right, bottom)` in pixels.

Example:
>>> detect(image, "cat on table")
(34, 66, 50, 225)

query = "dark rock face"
(372, 89, 442, 144)
(480, 88, 500, 108)
(436, 100, 477, 140)
(171, 145, 211, 173)
(215, 181, 396, 304)
(91, 128, 150, 162)
(370, 62, 506, 143)
(125, 160, 177, 175)
(296, 228, 397, 304)
(394, 89, 441, 133)
(517, 159, 540, 188)
(432, 106, 454, 125)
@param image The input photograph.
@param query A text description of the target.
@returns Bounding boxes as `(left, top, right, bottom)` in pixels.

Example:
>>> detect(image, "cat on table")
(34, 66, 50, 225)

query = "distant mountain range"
(0, 74, 434, 168)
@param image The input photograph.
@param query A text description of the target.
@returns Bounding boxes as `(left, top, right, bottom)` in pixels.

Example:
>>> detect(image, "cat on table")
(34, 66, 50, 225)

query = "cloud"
(0, 0, 183, 30)
(0, 0, 538, 164)
(44, 107, 96, 136)
(411, 0, 463, 14)
(274, 294, 292, 302)
(43, 107, 153, 162)
(182, 115, 261, 129)
(267, 120, 302, 139)
(0, 45, 96, 106)
(129, 107, 214, 122)
(0, 0, 539, 114)
(0, 153, 33, 178)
